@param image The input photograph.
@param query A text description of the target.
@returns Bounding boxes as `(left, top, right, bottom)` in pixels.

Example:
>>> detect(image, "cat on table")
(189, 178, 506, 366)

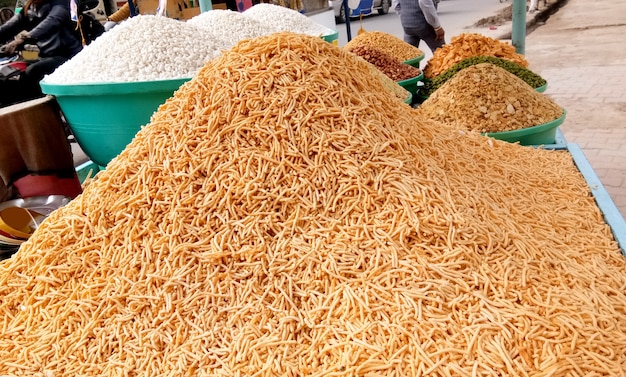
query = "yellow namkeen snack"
(1, 32, 625, 376)
(344, 30, 424, 61)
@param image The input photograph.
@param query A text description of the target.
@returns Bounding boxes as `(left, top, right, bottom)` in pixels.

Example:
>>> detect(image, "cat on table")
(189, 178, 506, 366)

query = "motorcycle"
(0, 49, 31, 78)
(0, 46, 38, 108)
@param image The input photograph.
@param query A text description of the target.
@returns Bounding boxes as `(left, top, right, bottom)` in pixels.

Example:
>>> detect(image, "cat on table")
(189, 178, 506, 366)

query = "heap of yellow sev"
(1, 33, 625, 376)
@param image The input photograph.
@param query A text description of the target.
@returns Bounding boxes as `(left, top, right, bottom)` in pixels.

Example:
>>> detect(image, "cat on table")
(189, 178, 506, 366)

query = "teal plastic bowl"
(415, 89, 429, 104)
(403, 92, 413, 105)
(40, 78, 190, 167)
(397, 72, 424, 95)
(75, 160, 101, 183)
(321, 30, 339, 45)
(403, 53, 425, 68)
(485, 109, 566, 146)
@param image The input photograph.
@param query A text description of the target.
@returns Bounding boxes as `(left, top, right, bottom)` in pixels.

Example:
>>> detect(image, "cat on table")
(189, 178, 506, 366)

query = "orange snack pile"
(0, 33, 624, 376)
(424, 32, 529, 78)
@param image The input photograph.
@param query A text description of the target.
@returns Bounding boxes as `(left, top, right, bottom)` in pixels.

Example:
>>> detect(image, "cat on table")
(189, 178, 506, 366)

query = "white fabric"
(418, 0, 440, 29)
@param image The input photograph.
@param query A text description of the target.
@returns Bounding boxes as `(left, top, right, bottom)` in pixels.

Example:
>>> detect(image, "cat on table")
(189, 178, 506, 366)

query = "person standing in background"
(0, 0, 83, 107)
(397, 0, 445, 53)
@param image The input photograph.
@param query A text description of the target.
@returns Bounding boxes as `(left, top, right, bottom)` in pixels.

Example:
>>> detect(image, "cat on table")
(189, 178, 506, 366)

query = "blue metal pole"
(511, 0, 526, 54)
(128, 0, 138, 17)
(343, 0, 352, 41)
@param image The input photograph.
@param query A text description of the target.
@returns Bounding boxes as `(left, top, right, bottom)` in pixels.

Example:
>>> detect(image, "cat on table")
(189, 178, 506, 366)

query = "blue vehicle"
(329, 0, 392, 23)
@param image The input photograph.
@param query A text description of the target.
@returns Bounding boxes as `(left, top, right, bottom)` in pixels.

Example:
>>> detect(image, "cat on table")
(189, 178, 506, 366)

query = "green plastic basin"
(397, 72, 424, 95)
(415, 87, 429, 104)
(40, 78, 190, 167)
(403, 53, 425, 68)
(485, 109, 566, 146)
(403, 92, 413, 105)
(321, 30, 339, 45)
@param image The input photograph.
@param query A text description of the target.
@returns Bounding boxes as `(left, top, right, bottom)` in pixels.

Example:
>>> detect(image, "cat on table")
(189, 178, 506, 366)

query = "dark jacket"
(0, 0, 82, 58)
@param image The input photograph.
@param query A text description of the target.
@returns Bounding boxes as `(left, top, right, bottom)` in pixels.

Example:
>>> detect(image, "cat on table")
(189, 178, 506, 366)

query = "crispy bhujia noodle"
(1, 33, 625, 376)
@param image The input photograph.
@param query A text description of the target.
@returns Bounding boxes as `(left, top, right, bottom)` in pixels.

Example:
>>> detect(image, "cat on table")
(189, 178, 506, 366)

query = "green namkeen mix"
(421, 55, 548, 97)
(0, 33, 625, 376)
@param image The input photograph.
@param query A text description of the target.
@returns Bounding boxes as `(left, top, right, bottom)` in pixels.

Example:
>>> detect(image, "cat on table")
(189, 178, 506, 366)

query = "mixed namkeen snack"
(421, 55, 547, 98)
(417, 63, 563, 134)
(1, 33, 625, 376)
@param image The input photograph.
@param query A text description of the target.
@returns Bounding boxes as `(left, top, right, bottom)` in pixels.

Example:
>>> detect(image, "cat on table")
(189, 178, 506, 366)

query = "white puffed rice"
(243, 3, 335, 37)
(44, 15, 227, 84)
(187, 9, 280, 49)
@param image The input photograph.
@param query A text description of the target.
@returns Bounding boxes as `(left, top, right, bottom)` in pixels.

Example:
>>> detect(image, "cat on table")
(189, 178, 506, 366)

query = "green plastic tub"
(321, 30, 339, 45)
(397, 72, 424, 95)
(485, 110, 566, 146)
(40, 78, 190, 167)
(403, 92, 413, 105)
(403, 53, 425, 68)
(75, 160, 101, 183)
(415, 88, 429, 104)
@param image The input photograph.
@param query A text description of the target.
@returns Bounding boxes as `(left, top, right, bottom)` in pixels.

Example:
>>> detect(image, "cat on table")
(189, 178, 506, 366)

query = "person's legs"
(419, 26, 445, 53)
(403, 27, 423, 50)
(404, 25, 444, 54)
(422, 34, 445, 53)
(20, 56, 68, 102)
